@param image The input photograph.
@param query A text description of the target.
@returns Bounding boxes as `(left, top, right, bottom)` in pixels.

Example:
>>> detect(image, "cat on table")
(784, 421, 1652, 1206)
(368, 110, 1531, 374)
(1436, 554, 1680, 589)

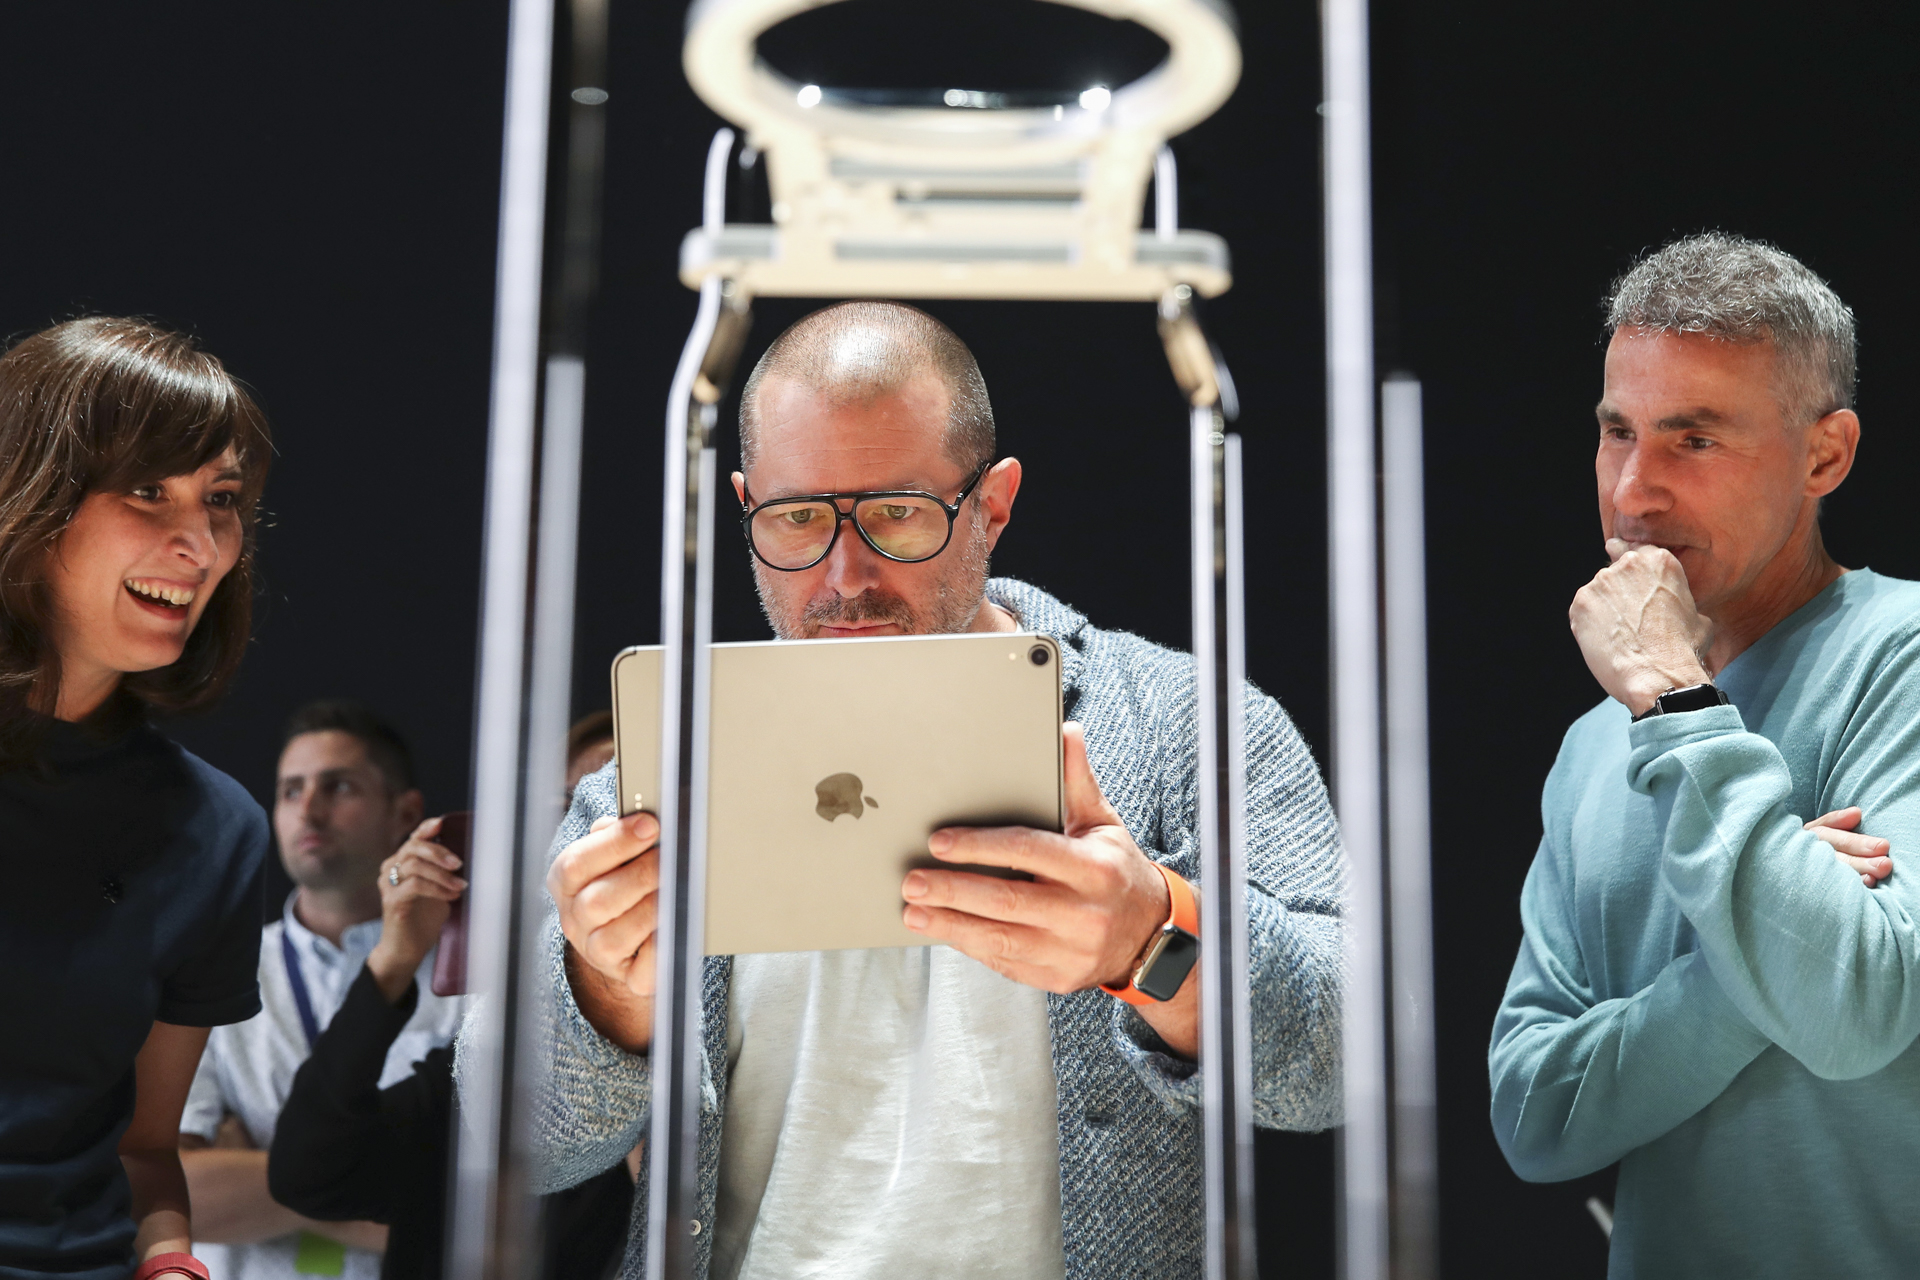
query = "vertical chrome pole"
(647, 273, 721, 1280)
(1383, 376, 1436, 1280)
(454, 0, 608, 1274)
(1162, 276, 1255, 1280)
(449, 0, 555, 1272)
(1322, 0, 1387, 1274)
(648, 128, 750, 1280)
(1192, 407, 1252, 1279)
(1200, 422, 1258, 1280)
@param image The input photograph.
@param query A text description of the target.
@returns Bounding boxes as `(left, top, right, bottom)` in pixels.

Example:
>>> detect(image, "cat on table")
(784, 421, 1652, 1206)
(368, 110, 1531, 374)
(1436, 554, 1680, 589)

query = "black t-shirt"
(0, 714, 268, 1280)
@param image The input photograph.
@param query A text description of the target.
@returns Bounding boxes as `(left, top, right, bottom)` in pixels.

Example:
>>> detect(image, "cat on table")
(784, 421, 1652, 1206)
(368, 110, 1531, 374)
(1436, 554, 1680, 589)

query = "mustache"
(1610, 520, 1693, 547)
(801, 589, 918, 628)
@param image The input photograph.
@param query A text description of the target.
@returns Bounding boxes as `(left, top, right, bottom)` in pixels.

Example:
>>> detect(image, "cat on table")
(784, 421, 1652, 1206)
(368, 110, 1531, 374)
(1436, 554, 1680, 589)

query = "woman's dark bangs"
(90, 371, 264, 501)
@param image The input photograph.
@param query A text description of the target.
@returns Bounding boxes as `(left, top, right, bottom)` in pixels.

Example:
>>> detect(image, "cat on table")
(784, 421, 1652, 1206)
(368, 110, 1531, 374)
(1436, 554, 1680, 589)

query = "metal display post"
(644, 277, 718, 1280)
(646, 131, 754, 1280)
(449, 0, 556, 1269)
(1382, 376, 1437, 1280)
(1217, 429, 1256, 1279)
(451, 0, 605, 1273)
(1160, 287, 1256, 1280)
(1323, 0, 1439, 1274)
(1198, 417, 1258, 1279)
(1321, 0, 1391, 1275)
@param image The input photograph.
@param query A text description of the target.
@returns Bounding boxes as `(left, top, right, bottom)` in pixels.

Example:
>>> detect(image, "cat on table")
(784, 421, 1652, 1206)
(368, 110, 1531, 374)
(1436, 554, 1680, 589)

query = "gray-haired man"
(507, 301, 1346, 1279)
(1491, 234, 1920, 1276)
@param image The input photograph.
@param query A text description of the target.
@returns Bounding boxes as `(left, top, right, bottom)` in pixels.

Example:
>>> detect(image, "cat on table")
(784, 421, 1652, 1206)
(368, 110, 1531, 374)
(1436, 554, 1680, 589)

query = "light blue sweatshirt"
(1491, 568, 1920, 1278)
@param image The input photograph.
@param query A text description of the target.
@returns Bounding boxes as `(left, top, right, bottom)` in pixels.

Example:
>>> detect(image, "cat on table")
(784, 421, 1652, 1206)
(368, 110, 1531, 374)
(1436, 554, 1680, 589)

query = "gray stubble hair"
(1605, 232, 1857, 427)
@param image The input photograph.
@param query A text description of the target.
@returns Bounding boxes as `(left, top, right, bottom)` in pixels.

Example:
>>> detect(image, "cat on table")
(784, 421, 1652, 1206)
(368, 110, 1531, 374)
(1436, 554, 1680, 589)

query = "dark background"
(4, 2, 1915, 1276)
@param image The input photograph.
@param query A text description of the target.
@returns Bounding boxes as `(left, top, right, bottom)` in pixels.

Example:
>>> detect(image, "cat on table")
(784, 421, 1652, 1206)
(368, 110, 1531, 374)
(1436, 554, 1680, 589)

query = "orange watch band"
(1161, 862, 1200, 936)
(1101, 863, 1199, 1006)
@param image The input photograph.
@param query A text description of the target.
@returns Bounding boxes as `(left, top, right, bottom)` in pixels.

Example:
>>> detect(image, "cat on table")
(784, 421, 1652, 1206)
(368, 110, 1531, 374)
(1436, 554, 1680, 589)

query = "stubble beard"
(284, 829, 394, 897)
(754, 510, 993, 640)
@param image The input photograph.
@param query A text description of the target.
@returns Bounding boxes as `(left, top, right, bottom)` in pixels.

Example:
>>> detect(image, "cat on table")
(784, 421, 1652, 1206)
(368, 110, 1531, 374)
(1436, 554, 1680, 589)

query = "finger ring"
(388, 866, 402, 886)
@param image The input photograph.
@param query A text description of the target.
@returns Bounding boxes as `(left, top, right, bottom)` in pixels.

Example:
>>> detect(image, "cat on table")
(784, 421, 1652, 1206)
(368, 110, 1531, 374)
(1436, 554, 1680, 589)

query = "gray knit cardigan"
(504, 578, 1346, 1279)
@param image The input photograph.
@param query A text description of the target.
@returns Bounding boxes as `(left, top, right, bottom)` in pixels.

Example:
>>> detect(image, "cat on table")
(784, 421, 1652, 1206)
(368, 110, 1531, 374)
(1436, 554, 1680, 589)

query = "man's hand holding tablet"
(901, 722, 1199, 1059)
(550, 811, 661, 1054)
(550, 722, 1200, 1060)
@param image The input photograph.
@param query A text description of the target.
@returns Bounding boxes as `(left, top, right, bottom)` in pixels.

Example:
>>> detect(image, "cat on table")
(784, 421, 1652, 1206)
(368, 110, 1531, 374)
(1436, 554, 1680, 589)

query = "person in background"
(0, 317, 273, 1280)
(565, 711, 615, 806)
(179, 702, 469, 1280)
(1490, 234, 1920, 1276)
(268, 714, 636, 1279)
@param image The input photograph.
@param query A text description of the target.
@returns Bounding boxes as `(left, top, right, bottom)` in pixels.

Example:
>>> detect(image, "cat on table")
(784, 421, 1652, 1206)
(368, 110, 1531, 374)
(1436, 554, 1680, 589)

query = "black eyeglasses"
(740, 459, 993, 572)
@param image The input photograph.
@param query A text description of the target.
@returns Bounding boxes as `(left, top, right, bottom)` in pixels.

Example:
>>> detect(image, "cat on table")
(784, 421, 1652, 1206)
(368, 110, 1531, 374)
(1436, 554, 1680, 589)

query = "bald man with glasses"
(504, 301, 1347, 1280)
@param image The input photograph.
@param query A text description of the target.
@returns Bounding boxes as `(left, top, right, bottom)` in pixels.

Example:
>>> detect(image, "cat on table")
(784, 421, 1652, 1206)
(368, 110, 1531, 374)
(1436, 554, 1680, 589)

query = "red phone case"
(429, 811, 474, 997)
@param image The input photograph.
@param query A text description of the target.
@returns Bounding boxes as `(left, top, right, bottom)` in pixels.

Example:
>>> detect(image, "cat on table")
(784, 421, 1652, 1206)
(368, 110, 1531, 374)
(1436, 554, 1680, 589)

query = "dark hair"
(566, 709, 614, 763)
(282, 699, 417, 795)
(0, 317, 272, 762)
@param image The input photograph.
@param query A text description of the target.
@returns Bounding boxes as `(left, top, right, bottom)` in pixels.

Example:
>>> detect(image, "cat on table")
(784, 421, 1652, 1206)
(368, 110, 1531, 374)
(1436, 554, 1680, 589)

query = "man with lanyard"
(179, 701, 468, 1280)
(513, 302, 1347, 1279)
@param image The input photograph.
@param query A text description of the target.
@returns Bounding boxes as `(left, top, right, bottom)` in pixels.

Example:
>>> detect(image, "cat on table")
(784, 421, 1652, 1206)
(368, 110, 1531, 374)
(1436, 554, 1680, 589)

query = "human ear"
(978, 457, 1022, 552)
(394, 788, 425, 833)
(731, 471, 748, 506)
(1805, 409, 1859, 499)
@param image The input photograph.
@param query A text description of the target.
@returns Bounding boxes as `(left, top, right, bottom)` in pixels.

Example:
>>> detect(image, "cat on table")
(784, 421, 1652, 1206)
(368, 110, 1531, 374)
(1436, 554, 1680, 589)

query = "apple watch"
(1102, 863, 1200, 1006)
(1631, 681, 1731, 723)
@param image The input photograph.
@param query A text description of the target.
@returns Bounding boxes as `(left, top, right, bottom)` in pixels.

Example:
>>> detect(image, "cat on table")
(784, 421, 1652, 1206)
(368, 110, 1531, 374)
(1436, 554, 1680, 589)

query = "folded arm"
(185, 1143, 387, 1253)
(1629, 694, 1920, 1080)
(1490, 838, 1771, 1181)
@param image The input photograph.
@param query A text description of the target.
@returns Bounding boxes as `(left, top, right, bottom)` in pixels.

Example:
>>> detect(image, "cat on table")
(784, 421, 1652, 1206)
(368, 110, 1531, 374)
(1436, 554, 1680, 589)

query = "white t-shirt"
(713, 947, 1067, 1280)
(181, 899, 469, 1280)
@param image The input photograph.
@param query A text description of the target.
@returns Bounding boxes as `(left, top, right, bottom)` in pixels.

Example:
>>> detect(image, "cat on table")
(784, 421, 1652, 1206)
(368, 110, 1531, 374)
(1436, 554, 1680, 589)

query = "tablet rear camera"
(1029, 645, 1050, 666)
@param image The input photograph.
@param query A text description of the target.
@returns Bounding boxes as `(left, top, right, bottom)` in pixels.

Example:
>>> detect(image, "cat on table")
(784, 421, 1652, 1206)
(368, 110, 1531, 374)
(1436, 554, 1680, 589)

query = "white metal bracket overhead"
(679, 0, 1239, 300)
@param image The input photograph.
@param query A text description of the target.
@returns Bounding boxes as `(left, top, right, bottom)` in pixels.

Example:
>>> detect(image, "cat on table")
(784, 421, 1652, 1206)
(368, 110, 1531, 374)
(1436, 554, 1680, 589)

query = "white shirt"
(713, 947, 1067, 1280)
(181, 896, 470, 1280)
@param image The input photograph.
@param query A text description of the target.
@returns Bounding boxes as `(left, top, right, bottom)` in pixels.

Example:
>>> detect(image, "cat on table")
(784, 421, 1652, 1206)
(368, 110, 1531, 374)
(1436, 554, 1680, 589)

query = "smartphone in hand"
(429, 812, 474, 997)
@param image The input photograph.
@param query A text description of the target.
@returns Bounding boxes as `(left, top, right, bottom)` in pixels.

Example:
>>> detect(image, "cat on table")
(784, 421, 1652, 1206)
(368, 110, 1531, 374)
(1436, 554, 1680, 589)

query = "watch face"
(1135, 928, 1200, 1002)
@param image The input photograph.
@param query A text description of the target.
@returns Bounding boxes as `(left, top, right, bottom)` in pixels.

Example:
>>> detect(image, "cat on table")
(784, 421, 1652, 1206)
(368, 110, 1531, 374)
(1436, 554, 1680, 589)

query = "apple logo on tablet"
(815, 773, 879, 822)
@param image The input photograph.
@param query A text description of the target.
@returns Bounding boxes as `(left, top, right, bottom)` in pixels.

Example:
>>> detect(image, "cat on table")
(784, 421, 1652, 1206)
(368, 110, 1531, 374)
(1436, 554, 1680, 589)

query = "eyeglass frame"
(738, 457, 995, 572)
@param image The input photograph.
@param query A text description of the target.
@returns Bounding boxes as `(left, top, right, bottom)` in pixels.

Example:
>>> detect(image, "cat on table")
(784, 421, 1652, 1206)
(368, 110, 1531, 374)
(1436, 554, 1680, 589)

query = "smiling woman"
(0, 317, 273, 752)
(0, 317, 276, 1280)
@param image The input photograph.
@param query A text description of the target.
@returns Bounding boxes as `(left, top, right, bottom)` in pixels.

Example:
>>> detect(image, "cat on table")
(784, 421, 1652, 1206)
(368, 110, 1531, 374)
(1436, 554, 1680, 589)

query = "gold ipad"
(611, 632, 1065, 955)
